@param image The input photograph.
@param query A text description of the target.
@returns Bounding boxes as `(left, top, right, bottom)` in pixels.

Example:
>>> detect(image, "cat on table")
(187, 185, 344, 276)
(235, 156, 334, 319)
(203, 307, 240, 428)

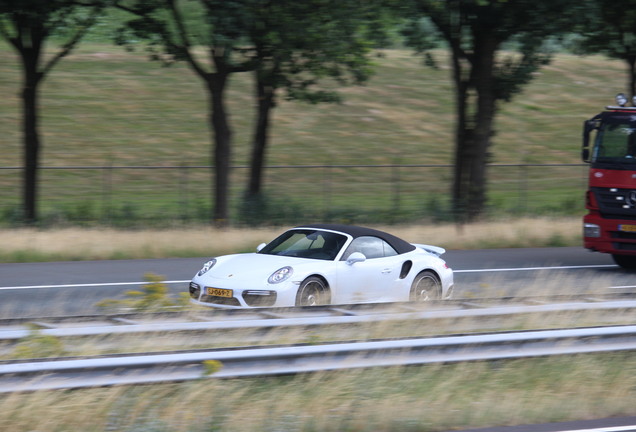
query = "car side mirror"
(256, 243, 266, 252)
(346, 252, 366, 265)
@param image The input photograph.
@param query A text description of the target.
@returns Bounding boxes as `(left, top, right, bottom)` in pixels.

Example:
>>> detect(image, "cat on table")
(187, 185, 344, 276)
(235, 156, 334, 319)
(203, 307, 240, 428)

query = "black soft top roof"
(295, 223, 416, 255)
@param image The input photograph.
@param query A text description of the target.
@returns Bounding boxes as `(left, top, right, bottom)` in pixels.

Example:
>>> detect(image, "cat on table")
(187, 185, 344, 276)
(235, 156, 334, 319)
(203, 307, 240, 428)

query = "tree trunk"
(22, 79, 40, 224)
(247, 78, 275, 198)
(19, 38, 44, 224)
(206, 72, 232, 227)
(450, 39, 470, 223)
(451, 31, 499, 222)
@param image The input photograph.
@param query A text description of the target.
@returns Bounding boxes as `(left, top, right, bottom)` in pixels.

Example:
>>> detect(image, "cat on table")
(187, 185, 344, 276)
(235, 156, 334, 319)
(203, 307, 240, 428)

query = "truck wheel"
(611, 254, 636, 269)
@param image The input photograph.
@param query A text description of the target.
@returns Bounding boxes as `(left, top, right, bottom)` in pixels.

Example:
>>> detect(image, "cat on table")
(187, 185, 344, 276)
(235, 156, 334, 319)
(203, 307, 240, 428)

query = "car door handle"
(381, 269, 392, 274)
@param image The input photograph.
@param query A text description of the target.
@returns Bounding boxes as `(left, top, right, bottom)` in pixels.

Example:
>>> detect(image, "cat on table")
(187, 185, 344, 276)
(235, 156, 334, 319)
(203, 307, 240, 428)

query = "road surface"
(0, 247, 633, 318)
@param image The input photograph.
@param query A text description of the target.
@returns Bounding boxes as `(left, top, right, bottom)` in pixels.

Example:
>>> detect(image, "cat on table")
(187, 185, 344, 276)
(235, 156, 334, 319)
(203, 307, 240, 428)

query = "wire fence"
(0, 163, 588, 226)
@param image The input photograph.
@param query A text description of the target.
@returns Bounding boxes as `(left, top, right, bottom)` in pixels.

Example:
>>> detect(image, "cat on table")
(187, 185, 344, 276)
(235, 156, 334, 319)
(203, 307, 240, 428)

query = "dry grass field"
(0, 354, 633, 431)
(0, 216, 581, 262)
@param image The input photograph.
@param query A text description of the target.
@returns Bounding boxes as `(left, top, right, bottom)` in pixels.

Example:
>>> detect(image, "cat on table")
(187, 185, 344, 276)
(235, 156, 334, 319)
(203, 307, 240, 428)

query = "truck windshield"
(593, 122, 636, 163)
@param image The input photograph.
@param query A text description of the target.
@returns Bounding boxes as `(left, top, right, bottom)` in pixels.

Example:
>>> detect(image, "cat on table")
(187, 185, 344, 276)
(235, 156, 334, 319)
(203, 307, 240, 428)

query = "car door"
(335, 236, 402, 303)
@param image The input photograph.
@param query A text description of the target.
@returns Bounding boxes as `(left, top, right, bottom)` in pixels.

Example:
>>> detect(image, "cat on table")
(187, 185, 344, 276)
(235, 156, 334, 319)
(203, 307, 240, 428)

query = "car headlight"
(197, 259, 217, 276)
(268, 266, 293, 284)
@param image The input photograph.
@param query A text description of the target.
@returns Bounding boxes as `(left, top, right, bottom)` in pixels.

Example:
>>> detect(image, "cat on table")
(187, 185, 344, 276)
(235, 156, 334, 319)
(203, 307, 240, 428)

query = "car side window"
(342, 236, 398, 260)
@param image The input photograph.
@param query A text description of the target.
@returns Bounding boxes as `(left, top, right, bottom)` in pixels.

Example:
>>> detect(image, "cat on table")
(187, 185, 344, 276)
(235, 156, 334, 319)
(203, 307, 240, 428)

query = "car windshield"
(259, 229, 348, 261)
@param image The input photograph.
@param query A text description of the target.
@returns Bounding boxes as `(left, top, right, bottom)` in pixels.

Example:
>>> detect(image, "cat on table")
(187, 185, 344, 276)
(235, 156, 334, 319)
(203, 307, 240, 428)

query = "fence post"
(323, 164, 332, 221)
(518, 164, 528, 214)
(180, 162, 189, 221)
(102, 163, 112, 224)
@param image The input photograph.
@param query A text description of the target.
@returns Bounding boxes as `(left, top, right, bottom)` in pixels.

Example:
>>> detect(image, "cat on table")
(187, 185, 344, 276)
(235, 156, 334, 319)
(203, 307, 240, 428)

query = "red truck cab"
(583, 94, 636, 268)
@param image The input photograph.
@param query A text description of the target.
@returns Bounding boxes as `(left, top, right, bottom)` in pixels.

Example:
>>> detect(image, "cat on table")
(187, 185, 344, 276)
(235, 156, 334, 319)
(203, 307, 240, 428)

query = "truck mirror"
(582, 148, 590, 162)
(582, 119, 596, 163)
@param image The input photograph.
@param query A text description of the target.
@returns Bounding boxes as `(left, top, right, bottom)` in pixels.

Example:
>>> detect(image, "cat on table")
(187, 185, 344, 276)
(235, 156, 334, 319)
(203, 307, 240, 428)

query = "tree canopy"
(572, 0, 636, 97)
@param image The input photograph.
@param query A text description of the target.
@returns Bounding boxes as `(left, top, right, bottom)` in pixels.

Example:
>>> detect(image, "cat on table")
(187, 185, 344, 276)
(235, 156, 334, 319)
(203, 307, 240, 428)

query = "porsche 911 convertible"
(189, 224, 453, 308)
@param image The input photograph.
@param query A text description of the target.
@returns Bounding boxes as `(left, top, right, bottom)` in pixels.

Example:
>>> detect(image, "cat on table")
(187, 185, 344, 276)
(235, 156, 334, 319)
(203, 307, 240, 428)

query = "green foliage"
(571, 0, 636, 59)
(12, 325, 66, 359)
(569, 0, 636, 95)
(96, 272, 189, 312)
(406, 0, 585, 105)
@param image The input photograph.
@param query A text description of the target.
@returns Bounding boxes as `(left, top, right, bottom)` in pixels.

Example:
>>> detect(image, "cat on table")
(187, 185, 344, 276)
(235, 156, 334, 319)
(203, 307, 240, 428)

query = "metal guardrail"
(0, 293, 636, 341)
(2, 325, 636, 393)
(1, 297, 636, 340)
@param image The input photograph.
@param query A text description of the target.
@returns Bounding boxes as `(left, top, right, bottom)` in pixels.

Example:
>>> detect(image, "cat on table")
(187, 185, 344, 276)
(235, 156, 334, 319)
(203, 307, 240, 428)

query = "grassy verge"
(0, 216, 582, 263)
(0, 354, 634, 431)
(2, 279, 635, 431)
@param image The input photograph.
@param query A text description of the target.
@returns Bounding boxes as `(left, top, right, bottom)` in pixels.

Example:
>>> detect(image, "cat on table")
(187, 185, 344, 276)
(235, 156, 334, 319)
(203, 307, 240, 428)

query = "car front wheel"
(296, 276, 330, 306)
(410, 270, 441, 301)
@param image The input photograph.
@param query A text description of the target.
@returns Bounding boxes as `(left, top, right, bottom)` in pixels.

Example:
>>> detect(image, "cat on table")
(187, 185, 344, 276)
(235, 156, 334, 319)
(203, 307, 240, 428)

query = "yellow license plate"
(620, 224, 636, 232)
(206, 287, 233, 298)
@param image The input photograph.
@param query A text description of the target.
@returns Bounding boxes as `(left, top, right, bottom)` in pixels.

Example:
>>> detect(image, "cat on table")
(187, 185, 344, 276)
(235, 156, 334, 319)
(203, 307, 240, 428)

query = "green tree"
(404, 0, 583, 222)
(115, 0, 257, 226)
(572, 0, 636, 97)
(115, 0, 378, 224)
(245, 0, 376, 202)
(0, 0, 107, 223)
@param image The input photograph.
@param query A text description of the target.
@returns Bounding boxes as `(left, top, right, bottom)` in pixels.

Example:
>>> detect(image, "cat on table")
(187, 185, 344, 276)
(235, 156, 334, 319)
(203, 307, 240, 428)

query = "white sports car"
(189, 224, 454, 308)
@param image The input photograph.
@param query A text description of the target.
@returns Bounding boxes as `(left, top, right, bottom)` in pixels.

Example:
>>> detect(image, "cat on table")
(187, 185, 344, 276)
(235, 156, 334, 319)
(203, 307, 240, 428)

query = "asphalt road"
(457, 416, 636, 432)
(0, 247, 634, 318)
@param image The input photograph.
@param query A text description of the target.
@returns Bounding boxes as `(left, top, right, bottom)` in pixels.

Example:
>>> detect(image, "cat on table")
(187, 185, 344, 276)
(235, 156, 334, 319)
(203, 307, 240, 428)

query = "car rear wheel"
(410, 270, 441, 301)
(296, 276, 330, 306)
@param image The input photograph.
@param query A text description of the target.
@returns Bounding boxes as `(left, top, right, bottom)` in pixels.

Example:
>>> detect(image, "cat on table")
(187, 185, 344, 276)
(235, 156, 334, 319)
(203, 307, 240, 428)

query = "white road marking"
(454, 264, 617, 273)
(0, 264, 626, 291)
(553, 426, 636, 432)
(0, 280, 189, 291)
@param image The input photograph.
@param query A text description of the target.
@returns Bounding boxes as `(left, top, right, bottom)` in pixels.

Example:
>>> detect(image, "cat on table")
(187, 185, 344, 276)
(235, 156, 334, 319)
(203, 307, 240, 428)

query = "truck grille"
(613, 242, 636, 251)
(611, 231, 636, 240)
(592, 187, 636, 219)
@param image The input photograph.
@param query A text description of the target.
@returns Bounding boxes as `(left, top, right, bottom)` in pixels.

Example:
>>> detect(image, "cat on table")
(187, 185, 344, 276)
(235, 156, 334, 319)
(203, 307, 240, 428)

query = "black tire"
(612, 254, 636, 269)
(409, 270, 441, 301)
(296, 276, 330, 306)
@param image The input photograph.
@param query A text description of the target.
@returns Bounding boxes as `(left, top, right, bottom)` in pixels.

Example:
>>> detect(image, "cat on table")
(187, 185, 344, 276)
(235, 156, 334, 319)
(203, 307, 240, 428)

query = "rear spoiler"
(412, 244, 446, 256)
